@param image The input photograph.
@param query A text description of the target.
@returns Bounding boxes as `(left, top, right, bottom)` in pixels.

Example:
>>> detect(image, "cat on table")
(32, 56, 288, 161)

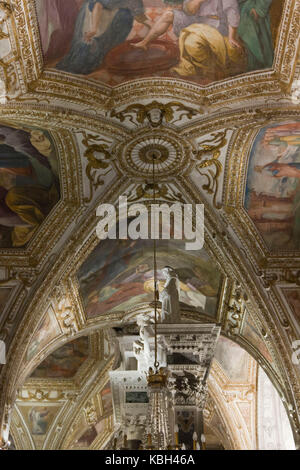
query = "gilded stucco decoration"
(110, 101, 204, 128)
(0, 0, 299, 450)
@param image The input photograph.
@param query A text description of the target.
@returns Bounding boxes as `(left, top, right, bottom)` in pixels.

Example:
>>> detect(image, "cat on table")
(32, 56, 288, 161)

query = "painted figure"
(57, 0, 150, 75)
(238, 0, 274, 71)
(26, 311, 59, 361)
(254, 130, 300, 194)
(0, 127, 59, 247)
(36, 0, 80, 59)
(134, 0, 245, 79)
(29, 408, 50, 435)
(246, 122, 300, 251)
(30, 337, 89, 379)
(38, 0, 282, 84)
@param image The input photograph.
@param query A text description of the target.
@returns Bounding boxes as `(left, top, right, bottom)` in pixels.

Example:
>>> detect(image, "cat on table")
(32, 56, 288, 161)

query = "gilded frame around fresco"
(0, 0, 300, 449)
(0, 0, 298, 109)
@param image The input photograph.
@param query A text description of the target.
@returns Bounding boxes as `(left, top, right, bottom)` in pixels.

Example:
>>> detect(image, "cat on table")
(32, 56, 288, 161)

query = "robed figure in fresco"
(37, 0, 80, 60)
(256, 130, 300, 248)
(56, 0, 149, 75)
(246, 123, 300, 251)
(38, 0, 282, 84)
(134, 0, 246, 80)
(173, 0, 245, 79)
(29, 408, 50, 435)
(0, 127, 59, 247)
(238, 0, 274, 71)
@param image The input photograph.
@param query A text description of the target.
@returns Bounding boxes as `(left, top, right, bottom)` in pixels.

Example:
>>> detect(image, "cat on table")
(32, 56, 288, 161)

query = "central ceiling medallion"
(138, 144, 169, 165)
(116, 129, 193, 180)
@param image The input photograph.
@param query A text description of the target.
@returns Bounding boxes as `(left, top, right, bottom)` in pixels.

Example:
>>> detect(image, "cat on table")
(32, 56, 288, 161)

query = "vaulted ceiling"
(0, 0, 300, 450)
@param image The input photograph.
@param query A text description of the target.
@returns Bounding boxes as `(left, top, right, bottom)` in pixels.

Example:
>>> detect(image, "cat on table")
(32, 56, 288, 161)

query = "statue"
(160, 266, 181, 323)
(133, 314, 152, 370)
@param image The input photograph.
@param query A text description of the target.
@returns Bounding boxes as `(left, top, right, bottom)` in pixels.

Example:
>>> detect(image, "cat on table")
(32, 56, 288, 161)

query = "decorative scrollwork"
(110, 101, 202, 127)
(84, 401, 98, 426)
(81, 133, 114, 203)
(193, 130, 228, 209)
(17, 389, 65, 402)
(125, 183, 185, 204)
(0, 2, 19, 98)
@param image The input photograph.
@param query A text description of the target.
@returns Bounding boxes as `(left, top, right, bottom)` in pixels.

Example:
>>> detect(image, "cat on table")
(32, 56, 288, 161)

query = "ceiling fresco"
(245, 121, 300, 252)
(213, 335, 250, 382)
(26, 308, 61, 362)
(18, 404, 61, 437)
(0, 0, 299, 451)
(77, 237, 222, 319)
(283, 288, 300, 321)
(30, 336, 89, 379)
(0, 123, 60, 248)
(68, 412, 112, 450)
(37, 0, 283, 86)
(68, 382, 113, 449)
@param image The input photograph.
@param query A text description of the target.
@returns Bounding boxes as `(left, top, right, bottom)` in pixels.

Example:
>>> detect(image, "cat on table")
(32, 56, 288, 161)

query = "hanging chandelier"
(144, 367, 171, 450)
(110, 152, 216, 451)
(141, 154, 171, 450)
(141, 154, 204, 451)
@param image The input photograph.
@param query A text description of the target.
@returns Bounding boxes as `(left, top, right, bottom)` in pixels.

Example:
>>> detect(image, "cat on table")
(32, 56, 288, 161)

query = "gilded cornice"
(0, 0, 300, 448)
(0, 1, 297, 108)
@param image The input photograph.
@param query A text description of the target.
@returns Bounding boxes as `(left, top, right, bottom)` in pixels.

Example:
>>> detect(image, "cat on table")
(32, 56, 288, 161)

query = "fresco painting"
(0, 123, 60, 248)
(282, 288, 300, 324)
(30, 336, 89, 379)
(77, 237, 222, 319)
(75, 426, 97, 447)
(37, 0, 283, 86)
(17, 405, 61, 436)
(245, 122, 300, 251)
(214, 336, 250, 382)
(29, 406, 60, 435)
(71, 418, 107, 448)
(26, 309, 61, 362)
